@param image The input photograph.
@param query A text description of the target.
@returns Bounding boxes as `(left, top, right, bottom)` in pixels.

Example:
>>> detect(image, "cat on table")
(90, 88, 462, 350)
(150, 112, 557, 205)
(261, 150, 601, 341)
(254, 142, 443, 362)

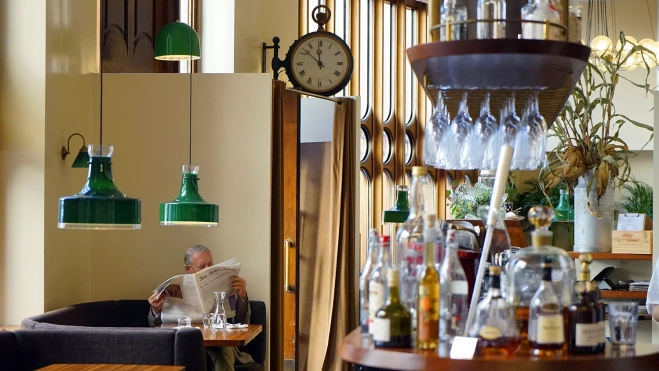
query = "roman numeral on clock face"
(297, 62, 303, 65)
(307, 78, 312, 84)
(337, 61, 344, 65)
(299, 70, 306, 77)
(334, 51, 340, 56)
(334, 70, 341, 77)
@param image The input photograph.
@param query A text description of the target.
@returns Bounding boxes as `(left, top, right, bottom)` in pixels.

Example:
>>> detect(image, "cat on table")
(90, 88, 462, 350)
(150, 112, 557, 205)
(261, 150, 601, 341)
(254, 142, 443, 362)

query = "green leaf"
(612, 113, 654, 131)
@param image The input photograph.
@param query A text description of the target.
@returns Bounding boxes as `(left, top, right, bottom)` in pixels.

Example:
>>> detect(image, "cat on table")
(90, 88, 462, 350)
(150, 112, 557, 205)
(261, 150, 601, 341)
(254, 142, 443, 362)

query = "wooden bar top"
(36, 365, 184, 371)
(340, 328, 659, 371)
(158, 323, 262, 347)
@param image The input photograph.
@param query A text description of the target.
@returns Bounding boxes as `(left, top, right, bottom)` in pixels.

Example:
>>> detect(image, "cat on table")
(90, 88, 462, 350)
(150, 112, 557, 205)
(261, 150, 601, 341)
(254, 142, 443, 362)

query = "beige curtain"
(304, 98, 358, 371)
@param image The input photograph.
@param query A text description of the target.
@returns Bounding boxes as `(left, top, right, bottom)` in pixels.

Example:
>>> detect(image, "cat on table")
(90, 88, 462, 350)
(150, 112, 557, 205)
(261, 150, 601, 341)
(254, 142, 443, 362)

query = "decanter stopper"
(578, 254, 593, 282)
(528, 206, 554, 247)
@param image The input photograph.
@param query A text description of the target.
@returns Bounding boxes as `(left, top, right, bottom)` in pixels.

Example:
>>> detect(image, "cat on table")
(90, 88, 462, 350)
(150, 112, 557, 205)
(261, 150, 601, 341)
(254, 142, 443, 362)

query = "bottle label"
(368, 282, 384, 327)
(536, 314, 565, 344)
(597, 321, 606, 343)
(417, 285, 439, 342)
(479, 325, 501, 340)
(371, 317, 391, 342)
(576, 323, 604, 347)
(450, 281, 468, 295)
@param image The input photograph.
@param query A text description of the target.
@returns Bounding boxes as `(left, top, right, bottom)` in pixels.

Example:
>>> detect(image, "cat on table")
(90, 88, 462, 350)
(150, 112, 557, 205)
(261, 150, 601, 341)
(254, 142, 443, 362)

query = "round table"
(340, 328, 659, 371)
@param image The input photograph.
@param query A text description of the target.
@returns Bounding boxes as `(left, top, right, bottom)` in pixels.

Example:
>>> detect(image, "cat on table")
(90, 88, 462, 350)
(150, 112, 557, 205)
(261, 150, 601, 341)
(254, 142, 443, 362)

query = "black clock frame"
(283, 30, 354, 97)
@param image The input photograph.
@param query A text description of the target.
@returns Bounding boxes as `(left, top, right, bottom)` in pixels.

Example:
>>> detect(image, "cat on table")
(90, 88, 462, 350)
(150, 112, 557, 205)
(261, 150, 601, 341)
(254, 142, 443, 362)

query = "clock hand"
(316, 48, 325, 69)
(304, 50, 321, 64)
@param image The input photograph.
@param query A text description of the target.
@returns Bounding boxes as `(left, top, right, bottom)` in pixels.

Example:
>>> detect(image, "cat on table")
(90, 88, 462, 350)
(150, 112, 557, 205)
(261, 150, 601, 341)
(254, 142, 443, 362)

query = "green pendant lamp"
(157, 15, 218, 227)
(382, 185, 410, 224)
(57, 0, 141, 230)
(155, 21, 200, 61)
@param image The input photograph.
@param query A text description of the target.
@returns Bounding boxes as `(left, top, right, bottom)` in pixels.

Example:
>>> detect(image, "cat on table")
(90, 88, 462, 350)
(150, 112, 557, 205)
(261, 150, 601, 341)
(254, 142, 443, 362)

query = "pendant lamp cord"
(100, 1, 104, 154)
(188, 0, 193, 166)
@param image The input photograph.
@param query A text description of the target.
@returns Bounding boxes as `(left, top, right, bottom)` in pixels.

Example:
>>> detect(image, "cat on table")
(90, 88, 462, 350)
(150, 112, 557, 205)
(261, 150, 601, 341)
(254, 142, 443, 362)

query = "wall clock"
(283, 5, 354, 96)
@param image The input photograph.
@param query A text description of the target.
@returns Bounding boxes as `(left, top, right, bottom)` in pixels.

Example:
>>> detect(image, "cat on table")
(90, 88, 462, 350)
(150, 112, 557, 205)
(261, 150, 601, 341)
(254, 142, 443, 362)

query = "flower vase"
(573, 171, 614, 253)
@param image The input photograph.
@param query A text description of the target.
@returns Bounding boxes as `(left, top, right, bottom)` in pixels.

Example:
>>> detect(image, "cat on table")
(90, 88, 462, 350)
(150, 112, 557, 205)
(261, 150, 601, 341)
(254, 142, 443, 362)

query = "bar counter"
(340, 328, 659, 371)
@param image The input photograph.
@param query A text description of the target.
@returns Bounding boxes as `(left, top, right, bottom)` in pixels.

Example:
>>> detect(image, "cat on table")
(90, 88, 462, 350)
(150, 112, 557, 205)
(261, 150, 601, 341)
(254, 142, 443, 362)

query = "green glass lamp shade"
(58, 145, 141, 229)
(71, 148, 90, 168)
(382, 185, 410, 224)
(155, 22, 201, 61)
(160, 165, 219, 227)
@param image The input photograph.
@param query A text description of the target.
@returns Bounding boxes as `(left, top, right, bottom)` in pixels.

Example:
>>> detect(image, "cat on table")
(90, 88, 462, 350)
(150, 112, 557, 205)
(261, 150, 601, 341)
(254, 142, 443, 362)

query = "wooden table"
(340, 328, 659, 371)
(36, 365, 184, 371)
(0, 325, 20, 331)
(159, 324, 262, 347)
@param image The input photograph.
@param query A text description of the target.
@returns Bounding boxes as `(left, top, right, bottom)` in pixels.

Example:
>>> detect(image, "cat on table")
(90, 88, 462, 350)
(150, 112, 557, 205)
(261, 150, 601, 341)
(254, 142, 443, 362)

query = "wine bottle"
(368, 236, 391, 332)
(360, 229, 380, 332)
(417, 214, 440, 350)
(373, 268, 412, 348)
(439, 229, 469, 345)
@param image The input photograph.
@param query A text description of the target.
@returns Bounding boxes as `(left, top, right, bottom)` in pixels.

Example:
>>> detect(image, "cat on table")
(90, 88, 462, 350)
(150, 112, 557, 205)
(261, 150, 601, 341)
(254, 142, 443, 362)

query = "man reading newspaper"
(147, 245, 255, 371)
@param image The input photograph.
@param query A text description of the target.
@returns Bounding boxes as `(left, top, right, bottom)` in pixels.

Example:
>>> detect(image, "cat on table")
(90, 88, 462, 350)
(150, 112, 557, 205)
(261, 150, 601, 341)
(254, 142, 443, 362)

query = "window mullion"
(394, 0, 407, 187)
(372, 0, 384, 233)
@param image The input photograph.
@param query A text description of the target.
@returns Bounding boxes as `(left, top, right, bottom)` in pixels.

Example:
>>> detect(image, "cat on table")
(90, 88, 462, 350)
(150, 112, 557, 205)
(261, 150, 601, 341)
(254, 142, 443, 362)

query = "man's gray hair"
(184, 244, 210, 265)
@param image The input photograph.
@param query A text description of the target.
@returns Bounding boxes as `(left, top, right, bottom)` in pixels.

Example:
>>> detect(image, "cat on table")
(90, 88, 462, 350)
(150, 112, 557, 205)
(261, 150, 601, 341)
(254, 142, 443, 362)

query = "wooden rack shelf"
(600, 290, 647, 299)
(567, 252, 652, 261)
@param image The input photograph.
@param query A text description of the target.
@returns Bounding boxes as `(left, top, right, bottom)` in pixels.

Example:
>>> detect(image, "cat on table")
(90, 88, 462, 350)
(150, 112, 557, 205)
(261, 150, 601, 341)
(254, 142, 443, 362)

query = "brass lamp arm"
(61, 133, 87, 160)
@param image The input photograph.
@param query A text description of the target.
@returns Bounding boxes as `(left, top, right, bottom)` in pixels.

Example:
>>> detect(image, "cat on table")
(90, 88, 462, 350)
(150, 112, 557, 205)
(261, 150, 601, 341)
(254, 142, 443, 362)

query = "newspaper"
(154, 257, 242, 324)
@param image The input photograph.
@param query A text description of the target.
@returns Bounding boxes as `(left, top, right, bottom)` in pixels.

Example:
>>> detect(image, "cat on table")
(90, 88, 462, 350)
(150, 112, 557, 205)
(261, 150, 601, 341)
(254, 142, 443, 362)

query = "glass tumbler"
(177, 317, 191, 328)
(202, 313, 213, 329)
(608, 302, 638, 346)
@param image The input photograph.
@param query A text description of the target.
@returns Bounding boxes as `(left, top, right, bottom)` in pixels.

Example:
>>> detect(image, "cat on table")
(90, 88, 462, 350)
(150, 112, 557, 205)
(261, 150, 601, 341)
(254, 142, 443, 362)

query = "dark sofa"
(0, 327, 205, 371)
(20, 299, 266, 371)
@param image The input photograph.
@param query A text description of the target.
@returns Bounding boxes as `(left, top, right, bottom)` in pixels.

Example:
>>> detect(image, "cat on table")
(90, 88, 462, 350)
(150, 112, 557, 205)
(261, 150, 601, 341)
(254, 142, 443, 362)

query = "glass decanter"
(469, 265, 520, 356)
(506, 206, 576, 355)
(211, 291, 227, 331)
(528, 256, 565, 357)
(477, 0, 507, 39)
(522, 0, 563, 41)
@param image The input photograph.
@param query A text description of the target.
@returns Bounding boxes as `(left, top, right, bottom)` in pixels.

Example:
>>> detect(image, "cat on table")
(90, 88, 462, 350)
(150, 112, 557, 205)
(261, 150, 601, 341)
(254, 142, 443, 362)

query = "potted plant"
(618, 179, 653, 219)
(540, 33, 655, 252)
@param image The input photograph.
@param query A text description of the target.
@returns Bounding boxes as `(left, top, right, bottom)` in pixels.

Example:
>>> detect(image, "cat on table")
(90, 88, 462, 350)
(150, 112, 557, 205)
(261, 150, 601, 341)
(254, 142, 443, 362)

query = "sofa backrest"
(239, 300, 267, 364)
(0, 331, 19, 371)
(22, 300, 151, 329)
(13, 327, 205, 371)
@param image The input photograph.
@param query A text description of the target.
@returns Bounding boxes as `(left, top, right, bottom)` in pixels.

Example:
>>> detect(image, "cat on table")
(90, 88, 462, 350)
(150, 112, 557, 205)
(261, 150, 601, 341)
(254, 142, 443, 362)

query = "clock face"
(290, 34, 352, 95)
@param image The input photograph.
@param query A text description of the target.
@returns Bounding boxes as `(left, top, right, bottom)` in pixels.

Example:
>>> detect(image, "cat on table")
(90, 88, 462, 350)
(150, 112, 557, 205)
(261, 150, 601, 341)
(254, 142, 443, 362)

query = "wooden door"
(102, 0, 180, 73)
(282, 91, 300, 370)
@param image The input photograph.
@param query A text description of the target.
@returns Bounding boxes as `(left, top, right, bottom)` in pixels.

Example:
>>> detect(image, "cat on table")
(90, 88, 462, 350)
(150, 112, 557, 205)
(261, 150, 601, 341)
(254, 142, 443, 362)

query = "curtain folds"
(306, 98, 359, 371)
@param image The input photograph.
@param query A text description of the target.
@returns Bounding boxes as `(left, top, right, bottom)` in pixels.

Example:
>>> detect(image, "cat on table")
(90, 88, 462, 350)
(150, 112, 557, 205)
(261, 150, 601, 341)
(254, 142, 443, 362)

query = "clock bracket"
(261, 36, 286, 80)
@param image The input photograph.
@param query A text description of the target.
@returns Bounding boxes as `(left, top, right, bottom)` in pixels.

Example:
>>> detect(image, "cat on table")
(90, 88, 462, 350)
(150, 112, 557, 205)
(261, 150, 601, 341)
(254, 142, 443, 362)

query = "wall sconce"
(61, 133, 90, 168)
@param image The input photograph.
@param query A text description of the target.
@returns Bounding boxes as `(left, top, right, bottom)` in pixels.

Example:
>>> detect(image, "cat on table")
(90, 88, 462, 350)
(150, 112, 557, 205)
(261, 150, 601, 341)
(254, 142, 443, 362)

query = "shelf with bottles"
(566, 252, 652, 261)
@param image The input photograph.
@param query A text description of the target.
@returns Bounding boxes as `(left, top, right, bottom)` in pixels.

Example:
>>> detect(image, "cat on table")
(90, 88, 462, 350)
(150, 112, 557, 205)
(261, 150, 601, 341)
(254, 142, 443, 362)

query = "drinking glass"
(424, 92, 450, 168)
(608, 302, 638, 346)
(202, 313, 213, 329)
(463, 93, 496, 169)
(444, 92, 472, 169)
(526, 93, 547, 169)
(177, 317, 191, 328)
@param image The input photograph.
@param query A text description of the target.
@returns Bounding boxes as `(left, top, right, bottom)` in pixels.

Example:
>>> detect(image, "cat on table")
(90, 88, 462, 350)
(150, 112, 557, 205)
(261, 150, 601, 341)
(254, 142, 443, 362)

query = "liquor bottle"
(477, 0, 506, 39)
(372, 268, 413, 348)
(567, 1, 582, 43)
(507, 206, 576, 355)
(568, 282, 600, 354)
(469, 266, 520, 356)
(528, 256, 565, 357)
(440, 0, 468, 41)
(368, 236, 391, 333)
(395, 166, 428, 325)
(439, 229, 469, 345)
(521, 0, 564, 41)
(360, 229, 380, 332)
(417, 214, 440, 350)
(554, 189, 572, 221)
(577, 254, 606, 353)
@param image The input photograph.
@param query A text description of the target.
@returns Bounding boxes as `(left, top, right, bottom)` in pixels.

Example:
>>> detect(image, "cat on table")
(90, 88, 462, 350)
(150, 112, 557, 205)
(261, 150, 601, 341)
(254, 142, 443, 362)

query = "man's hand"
(148, 291, 167, 315)
(231, 276, 248, 299)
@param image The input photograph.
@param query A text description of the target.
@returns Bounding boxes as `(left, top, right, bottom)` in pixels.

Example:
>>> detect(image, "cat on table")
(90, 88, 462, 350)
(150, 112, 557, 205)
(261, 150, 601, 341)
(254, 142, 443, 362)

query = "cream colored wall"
(234, 0, 299, 73)
(85, 73, 272, 366)
(0, 0, 47, 325)
(43, 0, 97, 313)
